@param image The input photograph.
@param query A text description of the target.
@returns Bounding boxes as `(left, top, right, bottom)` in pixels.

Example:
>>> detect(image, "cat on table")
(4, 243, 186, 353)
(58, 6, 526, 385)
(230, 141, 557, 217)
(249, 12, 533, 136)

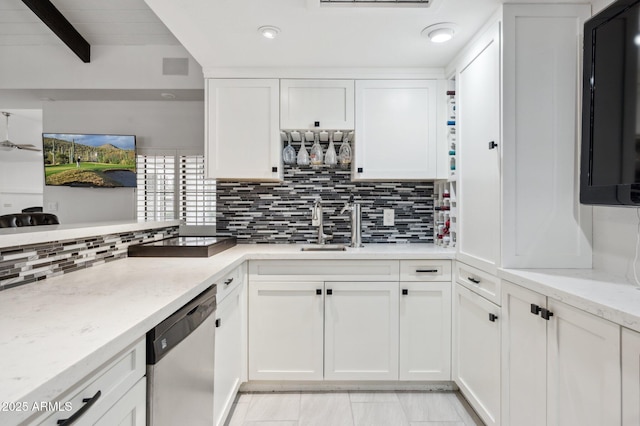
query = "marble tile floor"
(224, 391, 484, 426)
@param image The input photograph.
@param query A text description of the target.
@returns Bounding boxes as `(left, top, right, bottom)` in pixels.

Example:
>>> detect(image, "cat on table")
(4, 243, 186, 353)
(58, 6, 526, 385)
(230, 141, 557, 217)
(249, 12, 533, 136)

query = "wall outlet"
(383, 209, 395, 226)
(47, 202, 58, 212)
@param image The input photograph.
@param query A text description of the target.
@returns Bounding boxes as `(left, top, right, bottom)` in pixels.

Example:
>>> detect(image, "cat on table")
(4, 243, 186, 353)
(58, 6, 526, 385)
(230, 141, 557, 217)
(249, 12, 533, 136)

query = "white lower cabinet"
(399, 281, 451, 380)
(453, 283, 500, 426)
(623, 327, 640, 426)
(502, 280, 621, 426)
(248, 281, 324, 380)
(34, 338, 146, 426)
(324, 281, 399, 380)
(94, 377, 146, 426)
(214, 283, 244, 426)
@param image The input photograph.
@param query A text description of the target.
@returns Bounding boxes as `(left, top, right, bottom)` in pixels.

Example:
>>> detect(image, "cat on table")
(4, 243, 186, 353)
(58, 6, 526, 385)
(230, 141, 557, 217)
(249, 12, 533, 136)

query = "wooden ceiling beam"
(21, 0, 91, 63)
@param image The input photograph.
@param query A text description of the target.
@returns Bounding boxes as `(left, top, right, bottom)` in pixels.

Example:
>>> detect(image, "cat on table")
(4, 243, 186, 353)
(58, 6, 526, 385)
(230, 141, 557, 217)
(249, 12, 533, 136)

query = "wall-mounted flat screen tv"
(581, 0, 640, 205)
(43, 133, 136, 188)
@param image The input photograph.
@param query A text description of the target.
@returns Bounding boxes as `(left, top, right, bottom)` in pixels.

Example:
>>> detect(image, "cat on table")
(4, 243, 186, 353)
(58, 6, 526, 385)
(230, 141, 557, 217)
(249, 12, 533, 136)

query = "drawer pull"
(489, 313, 498, 322)
(57, 390, 101, 425)
(530, 304, 542, 315)
(468, 277, 480, 284)
(541, 308, 554, 321)
(416, 269, 438, 273)
(224, 278, 234, 286)
(215, 318, 221, 328)
(402, 289, 408, 295)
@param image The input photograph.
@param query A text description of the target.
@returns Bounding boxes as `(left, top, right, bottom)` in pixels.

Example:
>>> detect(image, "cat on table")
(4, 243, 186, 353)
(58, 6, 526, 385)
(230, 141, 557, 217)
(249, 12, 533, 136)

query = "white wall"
(0, 109, 44, 215)
(41, 100, 204, 224)
(0, 45, 203, 90)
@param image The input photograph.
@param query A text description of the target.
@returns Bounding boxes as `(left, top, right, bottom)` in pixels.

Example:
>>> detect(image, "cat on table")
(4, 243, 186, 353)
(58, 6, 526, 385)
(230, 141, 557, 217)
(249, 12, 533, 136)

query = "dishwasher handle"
(147, 285, 216, 364)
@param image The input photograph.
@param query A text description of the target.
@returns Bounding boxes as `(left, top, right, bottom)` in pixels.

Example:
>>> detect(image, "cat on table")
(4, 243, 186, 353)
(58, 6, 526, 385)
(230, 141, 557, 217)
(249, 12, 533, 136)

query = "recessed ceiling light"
(258, 26, 280, 39)
(421, 23, 457, 43)
(161, 92, 176, 100)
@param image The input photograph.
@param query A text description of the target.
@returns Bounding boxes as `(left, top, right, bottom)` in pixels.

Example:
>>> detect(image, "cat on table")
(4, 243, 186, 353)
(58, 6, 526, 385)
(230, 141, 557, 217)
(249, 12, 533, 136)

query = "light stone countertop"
(0, 219, 182, 249)
(0, 243, 454, 425)
(4, 242, 640, 425)
(498, 268, 640, 333)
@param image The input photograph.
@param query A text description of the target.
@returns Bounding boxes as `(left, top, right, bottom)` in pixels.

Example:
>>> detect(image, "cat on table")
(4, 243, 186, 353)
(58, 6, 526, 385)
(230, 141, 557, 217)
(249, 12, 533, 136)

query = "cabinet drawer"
(35, 338, 145, 425)
(248, 260, 399, 282)
(215, 265, 245, 303)
(455, 261, 501, 306)
(400, 260, 452, 282)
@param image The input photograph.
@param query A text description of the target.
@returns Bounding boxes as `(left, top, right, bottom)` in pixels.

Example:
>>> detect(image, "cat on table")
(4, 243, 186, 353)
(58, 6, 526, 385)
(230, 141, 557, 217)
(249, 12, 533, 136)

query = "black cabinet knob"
(530, 304, 542, 315)
(326, 289, 333, 295)
(489, 141, 498, 150)
(272, 166, 278, 173)
(357, 167, 363, 173)
(215, 318, 221, 327)
(541, 308, 554, 320)
(314, 121, 320, 127)
(316, 289, 322, 295)
(489, 313, 498, 322)
(402, 289, 408, 295)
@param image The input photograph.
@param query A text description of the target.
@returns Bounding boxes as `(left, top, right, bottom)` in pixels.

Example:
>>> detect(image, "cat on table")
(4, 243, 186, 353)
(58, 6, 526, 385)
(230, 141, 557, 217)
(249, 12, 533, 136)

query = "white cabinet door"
(280, 79, 354, 129)
(354, 80, 438, 180)
(248, 281, 324, 380)
(399, 281, 451, 381)
(205, 79, 282, 181)
(457, 22, 501, 274)
(501, 281, 546, 426)
(622, 327, 640, 426)
(324, 281, 399, 380)
(214, 284, 243, 426)
(547, 300, 620, 426)
(453, 284, 500, 426)
(94, 378, 146, 426)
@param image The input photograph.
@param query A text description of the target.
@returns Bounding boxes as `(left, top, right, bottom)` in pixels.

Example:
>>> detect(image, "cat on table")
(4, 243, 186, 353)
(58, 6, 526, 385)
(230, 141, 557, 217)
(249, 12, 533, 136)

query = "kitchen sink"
(300, 244, 347, 252)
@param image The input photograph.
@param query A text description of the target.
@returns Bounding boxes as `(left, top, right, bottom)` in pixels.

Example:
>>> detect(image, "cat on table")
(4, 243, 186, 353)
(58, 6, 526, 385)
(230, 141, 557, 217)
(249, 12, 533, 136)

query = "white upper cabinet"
(205, 79, 282, 181)
(454, 4, 592, 273)
(354, 80, 440, 180)
(280, 79, 354, 129)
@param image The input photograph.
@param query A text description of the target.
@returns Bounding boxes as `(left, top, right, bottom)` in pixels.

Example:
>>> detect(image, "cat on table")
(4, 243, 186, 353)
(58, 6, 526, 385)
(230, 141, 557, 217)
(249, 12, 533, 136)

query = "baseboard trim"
(239, 381, 458, 392)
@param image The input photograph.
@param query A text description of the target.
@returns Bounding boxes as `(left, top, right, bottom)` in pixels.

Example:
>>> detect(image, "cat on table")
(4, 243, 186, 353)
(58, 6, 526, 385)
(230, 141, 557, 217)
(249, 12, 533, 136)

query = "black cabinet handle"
(468, 277, 480, 284)
(224, 278, 234, 286)
(272, 166, 278, 173)
(316, 289, 322, 295)
(357, 167, 363, 173)
(57, 390, 101, 425)
(416, 269, 438, 273)
(215, 318, 221, 328)
(530, 304, 542, 315)
(402, 289, 408, 295)
(326, 289, 333, 295)
(489, 313, 498, 322)
(488, 141, 498, 150)
(541, 308, 554, 320)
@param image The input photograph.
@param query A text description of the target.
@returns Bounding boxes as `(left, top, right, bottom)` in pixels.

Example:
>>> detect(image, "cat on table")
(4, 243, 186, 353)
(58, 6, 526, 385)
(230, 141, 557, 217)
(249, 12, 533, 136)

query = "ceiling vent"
(319, 0, 433, 6)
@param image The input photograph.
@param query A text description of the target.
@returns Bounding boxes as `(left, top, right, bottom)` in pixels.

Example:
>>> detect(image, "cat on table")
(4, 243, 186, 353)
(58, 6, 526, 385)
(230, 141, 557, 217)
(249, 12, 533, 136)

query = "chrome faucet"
(341, 195, 363, 248)
(313, 198, 332, 245)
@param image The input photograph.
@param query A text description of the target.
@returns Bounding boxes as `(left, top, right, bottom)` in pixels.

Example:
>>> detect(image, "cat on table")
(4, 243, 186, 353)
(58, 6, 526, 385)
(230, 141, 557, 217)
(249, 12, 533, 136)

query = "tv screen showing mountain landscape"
(43, 133, 136, 188)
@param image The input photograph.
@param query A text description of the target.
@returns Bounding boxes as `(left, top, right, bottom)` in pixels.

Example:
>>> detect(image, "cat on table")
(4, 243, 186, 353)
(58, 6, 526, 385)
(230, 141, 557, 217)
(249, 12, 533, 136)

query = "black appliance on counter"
(127, 236, 236, 258)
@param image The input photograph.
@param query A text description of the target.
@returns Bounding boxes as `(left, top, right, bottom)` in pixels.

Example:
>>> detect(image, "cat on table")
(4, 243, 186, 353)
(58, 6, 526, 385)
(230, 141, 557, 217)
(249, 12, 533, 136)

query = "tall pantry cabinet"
(456, 4, 592, 274)
(451, 4, 592, 426)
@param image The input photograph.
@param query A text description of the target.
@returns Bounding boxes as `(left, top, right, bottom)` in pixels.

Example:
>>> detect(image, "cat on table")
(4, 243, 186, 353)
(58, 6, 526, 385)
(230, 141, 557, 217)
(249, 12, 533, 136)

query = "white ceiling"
(143, 0, 504, 70)
(0, 0, 180, 46)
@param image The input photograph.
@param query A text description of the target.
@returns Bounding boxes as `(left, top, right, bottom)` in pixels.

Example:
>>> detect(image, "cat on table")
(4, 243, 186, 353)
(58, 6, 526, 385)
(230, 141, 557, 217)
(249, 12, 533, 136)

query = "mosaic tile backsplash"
(216, 165, 434, 244)
(0, 226, 178, 291)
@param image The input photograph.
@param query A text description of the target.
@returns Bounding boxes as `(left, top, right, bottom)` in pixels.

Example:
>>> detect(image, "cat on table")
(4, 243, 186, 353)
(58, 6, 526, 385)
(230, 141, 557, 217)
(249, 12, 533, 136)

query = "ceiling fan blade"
(16, 145, 42, 152)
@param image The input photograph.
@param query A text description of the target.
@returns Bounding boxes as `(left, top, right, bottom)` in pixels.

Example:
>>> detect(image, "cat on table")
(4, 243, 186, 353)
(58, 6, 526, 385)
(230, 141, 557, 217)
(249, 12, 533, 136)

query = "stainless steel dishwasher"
(146, 285, 216, 426)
